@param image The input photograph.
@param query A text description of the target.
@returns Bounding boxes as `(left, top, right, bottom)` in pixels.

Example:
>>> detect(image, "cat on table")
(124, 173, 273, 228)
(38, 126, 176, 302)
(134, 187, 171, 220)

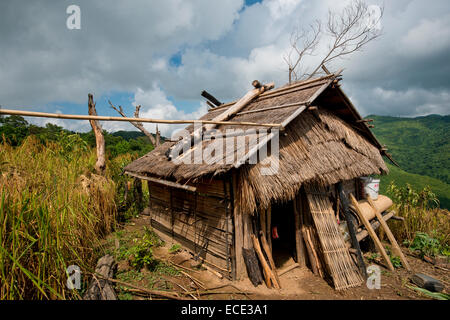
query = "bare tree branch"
(283, 20, 321, 83)
(307, 0, 383, 79)
(283, 0, 383, 81)
(108, 100, 158, 146)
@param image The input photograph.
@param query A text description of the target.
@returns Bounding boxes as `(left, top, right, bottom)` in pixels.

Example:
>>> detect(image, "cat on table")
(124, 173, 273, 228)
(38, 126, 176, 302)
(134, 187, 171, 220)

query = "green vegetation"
(386, 183, 449, 252)
(406, 285, 450, 300)
(379, 164, 450, 209)
(0, 136, 118, 299)
(406, 232, 449, 259)
(169, 243, 182, 254)
(116, 227, 164, 270)
(368, 114, 449, 209)
(0, 115, 155, 158)
(370, 114, 449, 184)
(0, 116, 155, 299)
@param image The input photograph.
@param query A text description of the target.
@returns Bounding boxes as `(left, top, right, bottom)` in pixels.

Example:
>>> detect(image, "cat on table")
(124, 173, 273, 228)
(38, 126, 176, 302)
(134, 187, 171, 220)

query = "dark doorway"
(270, 200, 296, 269)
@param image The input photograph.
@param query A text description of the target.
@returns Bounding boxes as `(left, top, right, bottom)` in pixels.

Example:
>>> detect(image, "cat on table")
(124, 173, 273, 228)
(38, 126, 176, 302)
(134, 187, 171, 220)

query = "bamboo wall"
(147, 178, 234, 279)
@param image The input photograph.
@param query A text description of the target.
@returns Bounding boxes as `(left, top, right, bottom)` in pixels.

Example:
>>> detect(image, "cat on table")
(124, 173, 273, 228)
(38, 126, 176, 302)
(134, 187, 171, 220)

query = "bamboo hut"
(124, 73, 396, 290)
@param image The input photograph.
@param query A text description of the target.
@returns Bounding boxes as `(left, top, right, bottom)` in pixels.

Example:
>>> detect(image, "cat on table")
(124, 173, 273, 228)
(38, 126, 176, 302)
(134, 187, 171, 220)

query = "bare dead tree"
(284, 20, 321, 84)
(88, 94, 106, 175)
(109, 101, 159, 147)
(284, 0, 383, 81)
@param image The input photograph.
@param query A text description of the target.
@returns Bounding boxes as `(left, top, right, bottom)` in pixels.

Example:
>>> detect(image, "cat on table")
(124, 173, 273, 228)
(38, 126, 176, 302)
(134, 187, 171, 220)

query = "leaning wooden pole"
(88, 94, 106, 175)
(0, 109, 282, 128)
(337, 182, 367, 278)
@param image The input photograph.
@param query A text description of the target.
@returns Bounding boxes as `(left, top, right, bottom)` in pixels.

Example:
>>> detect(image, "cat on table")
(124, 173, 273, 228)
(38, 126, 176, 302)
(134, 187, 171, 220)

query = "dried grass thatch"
(236, 108, 388, 214)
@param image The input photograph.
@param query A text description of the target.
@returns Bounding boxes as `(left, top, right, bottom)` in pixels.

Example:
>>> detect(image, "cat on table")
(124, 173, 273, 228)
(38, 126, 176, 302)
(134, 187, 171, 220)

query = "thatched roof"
(124, 75, 388, 212)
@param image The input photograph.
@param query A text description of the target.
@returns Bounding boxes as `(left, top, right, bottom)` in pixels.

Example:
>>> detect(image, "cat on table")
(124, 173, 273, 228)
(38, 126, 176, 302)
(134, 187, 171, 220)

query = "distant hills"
(368, 114, 450, 209)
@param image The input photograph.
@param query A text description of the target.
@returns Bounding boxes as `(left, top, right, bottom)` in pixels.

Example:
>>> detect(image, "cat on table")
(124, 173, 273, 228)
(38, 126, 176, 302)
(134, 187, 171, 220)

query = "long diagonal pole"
(0, 108, 283, 129)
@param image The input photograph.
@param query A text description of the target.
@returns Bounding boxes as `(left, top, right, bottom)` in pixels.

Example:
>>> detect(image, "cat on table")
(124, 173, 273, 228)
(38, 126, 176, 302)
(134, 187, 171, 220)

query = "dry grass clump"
(387, 182, 450, 248)
(0, 136, 118, 299)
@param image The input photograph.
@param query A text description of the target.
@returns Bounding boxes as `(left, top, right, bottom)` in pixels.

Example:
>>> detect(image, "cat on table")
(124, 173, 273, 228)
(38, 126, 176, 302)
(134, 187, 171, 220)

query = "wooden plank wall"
(148, 178, 234, 279)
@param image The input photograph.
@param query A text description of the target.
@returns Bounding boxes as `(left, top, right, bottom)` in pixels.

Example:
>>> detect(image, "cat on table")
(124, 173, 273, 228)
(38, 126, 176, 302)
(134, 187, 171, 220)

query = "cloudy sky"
(1, 0, 449, 136)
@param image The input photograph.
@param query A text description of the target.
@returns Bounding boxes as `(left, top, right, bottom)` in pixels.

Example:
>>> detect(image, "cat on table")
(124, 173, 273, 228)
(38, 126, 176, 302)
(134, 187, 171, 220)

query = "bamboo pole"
(0, 109, 283, 128)
(259, 231, 281, 288)
(366, 197, 411, 271)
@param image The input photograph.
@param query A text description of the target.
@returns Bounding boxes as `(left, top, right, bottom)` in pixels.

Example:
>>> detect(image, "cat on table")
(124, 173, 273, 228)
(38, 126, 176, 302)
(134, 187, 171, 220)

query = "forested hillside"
(370, 115, 449, 184)
(369, 114, 450, 209)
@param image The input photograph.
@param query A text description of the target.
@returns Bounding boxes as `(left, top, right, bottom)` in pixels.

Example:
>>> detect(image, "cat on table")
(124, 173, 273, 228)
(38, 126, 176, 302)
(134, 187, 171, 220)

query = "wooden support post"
(232, 172, 245, 280)
(337, 182, 367, 278)
(88, 94, 106, 175)
(243, 212, 254, 249)
(294, 196, 307, 267)
(260, 208, 266, 241)
(367, 197, 411, 271)
(350, 194, 395, 271)
(267, 206, 272, 251)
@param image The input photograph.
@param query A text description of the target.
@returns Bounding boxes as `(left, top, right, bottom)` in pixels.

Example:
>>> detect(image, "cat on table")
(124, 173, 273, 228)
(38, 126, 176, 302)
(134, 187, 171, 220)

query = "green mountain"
(379, 164, 450, 209)
(368, 114, 450, 209)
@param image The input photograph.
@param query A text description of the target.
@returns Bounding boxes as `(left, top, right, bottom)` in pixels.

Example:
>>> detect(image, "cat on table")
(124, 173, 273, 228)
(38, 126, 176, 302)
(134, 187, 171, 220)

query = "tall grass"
(0, 135, 123, 299)
(387, 182, 450, 248)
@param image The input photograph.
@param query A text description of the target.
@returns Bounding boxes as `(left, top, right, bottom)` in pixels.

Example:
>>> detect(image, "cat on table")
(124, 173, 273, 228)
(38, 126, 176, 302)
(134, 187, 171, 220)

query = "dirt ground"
(105, 214, 449, 300)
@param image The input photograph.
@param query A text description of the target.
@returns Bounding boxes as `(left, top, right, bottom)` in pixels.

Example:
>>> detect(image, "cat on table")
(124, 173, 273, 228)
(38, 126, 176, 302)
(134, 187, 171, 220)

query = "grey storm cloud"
(0, 0, 449, 126)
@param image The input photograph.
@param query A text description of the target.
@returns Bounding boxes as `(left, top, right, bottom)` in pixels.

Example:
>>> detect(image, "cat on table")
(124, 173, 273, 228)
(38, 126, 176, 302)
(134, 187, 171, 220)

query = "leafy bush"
(169, 244, 182, 254)
(406, 232, 450, 258)
(118, 227, 164, 270)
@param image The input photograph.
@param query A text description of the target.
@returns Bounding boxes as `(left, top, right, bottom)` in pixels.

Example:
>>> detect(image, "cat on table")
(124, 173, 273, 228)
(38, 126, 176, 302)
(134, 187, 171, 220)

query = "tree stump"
(83, 255, 118, 300)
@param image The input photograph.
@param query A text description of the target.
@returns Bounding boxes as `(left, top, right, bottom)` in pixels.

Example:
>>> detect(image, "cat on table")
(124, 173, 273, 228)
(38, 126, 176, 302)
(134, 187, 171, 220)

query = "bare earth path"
(105, 215, 449, 300)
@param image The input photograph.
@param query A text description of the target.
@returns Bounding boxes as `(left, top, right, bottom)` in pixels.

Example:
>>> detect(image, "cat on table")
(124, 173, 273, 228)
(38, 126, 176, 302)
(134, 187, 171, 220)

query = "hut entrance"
(270, 200, 296, 268)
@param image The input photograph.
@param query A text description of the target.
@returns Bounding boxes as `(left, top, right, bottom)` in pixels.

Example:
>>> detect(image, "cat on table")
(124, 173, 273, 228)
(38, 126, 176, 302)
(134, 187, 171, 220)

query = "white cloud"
(131, 84, 208, 137)
(400, 14, 450, 57)
(1, 0, 449, 136)
(368, 87, 450, 116)
(264, 0, 303, 20)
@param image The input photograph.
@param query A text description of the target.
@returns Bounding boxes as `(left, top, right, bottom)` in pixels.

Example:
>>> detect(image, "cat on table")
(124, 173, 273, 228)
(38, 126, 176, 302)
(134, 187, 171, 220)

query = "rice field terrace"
(0, 133, 140, 299)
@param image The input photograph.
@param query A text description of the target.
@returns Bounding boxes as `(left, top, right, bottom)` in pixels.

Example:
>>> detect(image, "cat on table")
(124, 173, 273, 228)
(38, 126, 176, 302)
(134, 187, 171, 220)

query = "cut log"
(84, 255, 117, 300)
(411, 273, 444, 292)
(242, 248, 263, 287)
